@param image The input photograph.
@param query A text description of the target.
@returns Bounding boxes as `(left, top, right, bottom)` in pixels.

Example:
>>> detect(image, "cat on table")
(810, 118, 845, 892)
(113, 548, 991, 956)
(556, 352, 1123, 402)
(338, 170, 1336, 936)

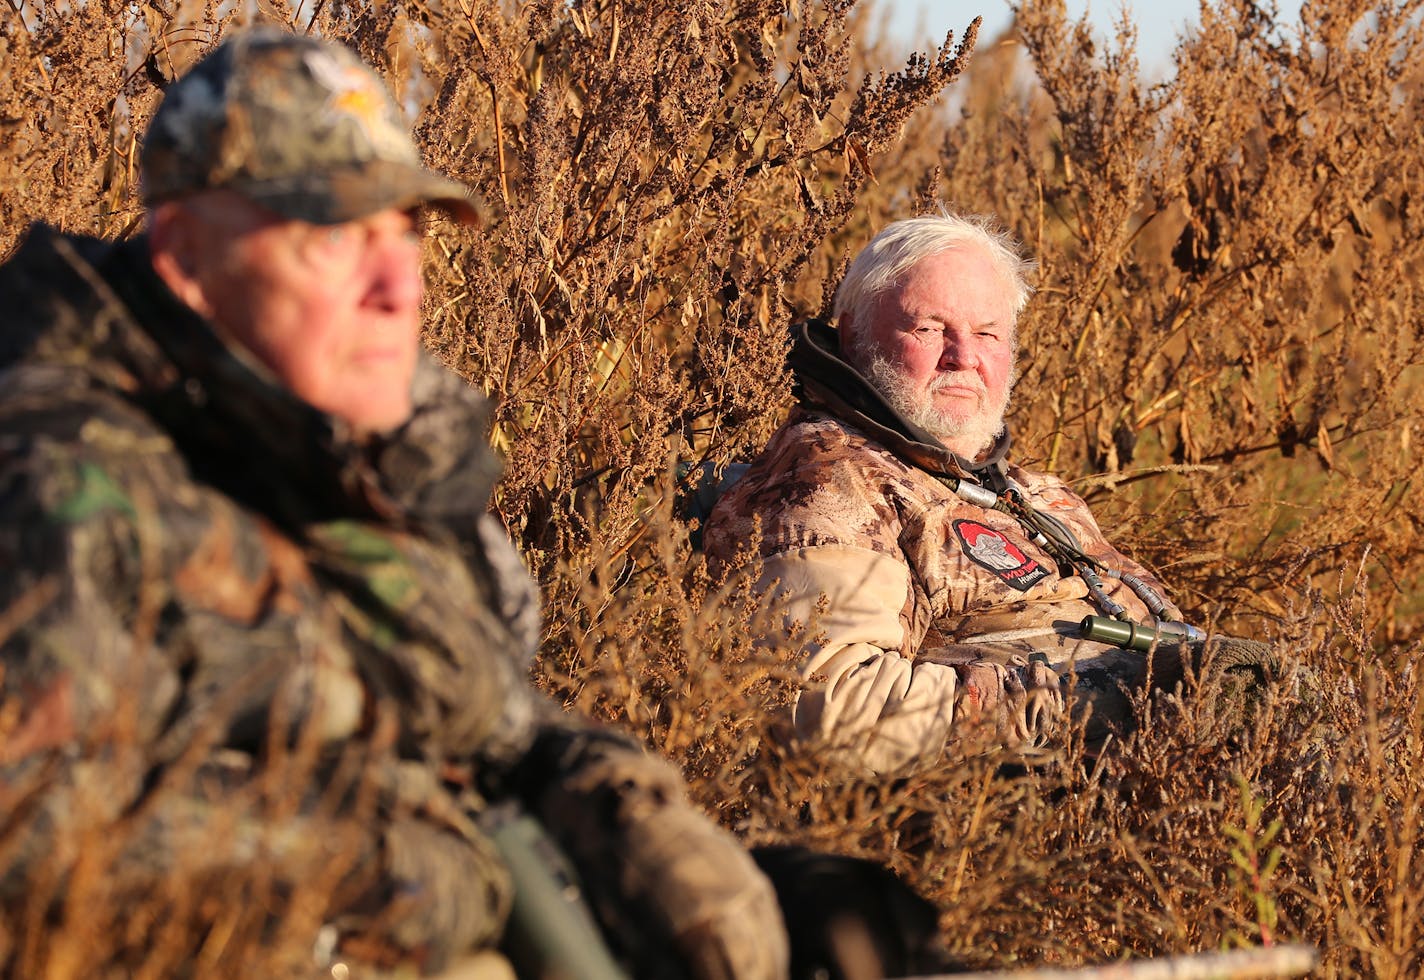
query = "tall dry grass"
(2, 0, 1422, 975)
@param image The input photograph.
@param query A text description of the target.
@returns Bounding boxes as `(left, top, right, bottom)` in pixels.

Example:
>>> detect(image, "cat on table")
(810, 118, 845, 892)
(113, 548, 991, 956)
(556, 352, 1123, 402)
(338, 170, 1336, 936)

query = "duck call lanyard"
(940, 474, 1204, 646)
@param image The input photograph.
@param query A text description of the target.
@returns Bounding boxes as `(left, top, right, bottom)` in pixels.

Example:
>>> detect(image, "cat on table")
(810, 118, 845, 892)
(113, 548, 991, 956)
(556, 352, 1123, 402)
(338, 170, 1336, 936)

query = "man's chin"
(922, 411, 977, 440)
(923, 416, 1002, 459)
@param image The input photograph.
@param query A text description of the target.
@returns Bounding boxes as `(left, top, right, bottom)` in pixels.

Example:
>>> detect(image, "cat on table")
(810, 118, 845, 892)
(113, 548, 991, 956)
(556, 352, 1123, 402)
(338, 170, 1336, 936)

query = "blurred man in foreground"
(0, 29, 787, 978)
(703, 213, 1272, 774)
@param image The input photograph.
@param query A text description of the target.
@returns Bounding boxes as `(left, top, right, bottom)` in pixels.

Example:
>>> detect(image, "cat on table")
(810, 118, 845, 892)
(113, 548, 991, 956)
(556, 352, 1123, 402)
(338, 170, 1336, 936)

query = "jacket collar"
(788, 318, 1011, 492)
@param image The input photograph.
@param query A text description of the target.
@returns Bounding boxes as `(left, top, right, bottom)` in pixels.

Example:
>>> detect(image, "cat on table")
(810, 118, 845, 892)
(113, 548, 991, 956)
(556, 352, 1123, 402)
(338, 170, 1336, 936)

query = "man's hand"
(616, 797, 790, 980)
(531, 739, 790, 980)
(1150, 635, 1279, 696)
(951, 658, 1064, 748)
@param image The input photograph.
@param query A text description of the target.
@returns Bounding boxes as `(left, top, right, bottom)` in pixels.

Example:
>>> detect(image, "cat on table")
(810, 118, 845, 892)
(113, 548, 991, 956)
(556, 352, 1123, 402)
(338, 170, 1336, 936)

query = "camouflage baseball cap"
(141, 29, 477, 225)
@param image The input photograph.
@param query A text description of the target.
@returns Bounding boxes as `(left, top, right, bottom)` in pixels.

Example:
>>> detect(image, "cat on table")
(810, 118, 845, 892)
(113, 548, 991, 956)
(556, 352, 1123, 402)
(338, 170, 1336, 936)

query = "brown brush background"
(2, 0, 1422, 975)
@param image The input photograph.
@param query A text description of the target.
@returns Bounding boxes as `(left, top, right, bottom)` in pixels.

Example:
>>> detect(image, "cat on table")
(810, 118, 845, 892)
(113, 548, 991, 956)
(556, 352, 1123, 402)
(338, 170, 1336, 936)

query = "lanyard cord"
(942, 474, 1202, 641)
(995, 484, 1129, 620)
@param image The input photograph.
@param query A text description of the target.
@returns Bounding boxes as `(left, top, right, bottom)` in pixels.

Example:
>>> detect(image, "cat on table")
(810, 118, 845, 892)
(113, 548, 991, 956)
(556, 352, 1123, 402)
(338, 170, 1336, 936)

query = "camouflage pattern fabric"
(704, 399, 1186, 772)
(0, 225, 787, 978)
(141, 27, 477, 224)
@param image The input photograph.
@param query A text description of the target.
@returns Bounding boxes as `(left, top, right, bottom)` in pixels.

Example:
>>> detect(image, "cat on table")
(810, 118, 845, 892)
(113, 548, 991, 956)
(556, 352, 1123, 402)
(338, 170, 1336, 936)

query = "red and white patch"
(952, 520, 1049, 592)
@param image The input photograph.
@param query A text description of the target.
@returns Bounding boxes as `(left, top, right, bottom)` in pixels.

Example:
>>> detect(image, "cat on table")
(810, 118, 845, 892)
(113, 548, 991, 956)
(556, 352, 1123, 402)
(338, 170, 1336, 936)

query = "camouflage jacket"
(0, 226, 787, 976)
(703, 320, 1183, 773)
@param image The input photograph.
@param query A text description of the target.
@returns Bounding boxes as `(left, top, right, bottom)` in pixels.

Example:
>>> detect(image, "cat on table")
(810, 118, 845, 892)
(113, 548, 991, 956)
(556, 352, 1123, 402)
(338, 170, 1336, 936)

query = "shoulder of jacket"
(1, 366, 174, 457)
(0, 373, 204, 533)
(768, 413, 914, 475)
(1005, 460, 1073, 494)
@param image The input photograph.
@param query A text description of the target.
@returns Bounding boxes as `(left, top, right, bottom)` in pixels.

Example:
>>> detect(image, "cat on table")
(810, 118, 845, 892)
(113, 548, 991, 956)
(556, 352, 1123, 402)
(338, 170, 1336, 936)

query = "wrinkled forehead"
(876, 247, 1019, 318)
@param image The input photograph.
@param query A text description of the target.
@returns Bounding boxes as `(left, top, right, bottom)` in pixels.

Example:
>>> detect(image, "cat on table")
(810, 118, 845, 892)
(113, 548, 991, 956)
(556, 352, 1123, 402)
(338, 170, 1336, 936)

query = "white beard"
(861, 353, 1011, 460)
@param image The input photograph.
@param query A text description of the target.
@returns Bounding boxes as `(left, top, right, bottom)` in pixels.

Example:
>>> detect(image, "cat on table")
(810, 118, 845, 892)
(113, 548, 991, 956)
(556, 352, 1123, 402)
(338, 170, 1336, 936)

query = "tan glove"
(535, 746, 790, 980)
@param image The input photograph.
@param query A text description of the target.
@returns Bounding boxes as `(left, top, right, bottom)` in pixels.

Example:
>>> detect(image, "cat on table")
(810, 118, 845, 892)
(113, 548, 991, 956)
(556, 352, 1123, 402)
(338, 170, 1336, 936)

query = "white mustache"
(928, 372, 986, 396)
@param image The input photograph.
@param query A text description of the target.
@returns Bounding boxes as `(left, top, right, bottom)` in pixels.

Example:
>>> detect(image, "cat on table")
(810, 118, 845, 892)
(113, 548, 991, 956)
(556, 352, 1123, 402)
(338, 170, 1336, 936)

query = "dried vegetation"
(2, 0, 1422, 975)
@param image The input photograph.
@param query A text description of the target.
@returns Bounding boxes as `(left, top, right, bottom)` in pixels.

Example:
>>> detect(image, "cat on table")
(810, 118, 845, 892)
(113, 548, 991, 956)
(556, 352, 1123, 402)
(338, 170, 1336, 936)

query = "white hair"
(832, 211, 1036, 354)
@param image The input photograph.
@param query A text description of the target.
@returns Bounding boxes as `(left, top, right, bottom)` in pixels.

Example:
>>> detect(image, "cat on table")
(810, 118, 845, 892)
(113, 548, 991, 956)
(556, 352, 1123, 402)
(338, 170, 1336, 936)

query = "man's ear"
(836, 312, 854, 355)
(148, 203, 214, 318)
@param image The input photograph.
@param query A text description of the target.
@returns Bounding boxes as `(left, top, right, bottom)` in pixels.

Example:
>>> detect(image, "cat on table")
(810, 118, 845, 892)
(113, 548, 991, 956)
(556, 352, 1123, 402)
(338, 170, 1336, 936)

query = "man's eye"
(310, 226, 353, 252)
(298, 224, 362, 269)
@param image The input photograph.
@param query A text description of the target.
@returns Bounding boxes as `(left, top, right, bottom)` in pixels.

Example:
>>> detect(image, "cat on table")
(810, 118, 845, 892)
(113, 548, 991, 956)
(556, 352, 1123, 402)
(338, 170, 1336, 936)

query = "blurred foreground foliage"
(2, 0, 1422, 975)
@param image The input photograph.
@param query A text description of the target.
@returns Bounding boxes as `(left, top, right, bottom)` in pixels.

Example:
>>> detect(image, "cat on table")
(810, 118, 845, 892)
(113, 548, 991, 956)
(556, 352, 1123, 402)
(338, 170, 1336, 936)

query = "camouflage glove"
(1150, 635, 1278, 695)
(322, 813, 513, 976)
(1202, 636, 1278, 681)
(952, 658, 1064, 748)
(1144, 635, 1278, 743)
(310, 758, 525, 977)
(533, 741, 790, 980)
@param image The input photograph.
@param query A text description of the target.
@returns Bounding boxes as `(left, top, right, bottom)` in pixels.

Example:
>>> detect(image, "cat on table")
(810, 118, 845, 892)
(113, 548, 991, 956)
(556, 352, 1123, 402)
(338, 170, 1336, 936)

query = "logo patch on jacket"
(952, 520, 1049, 591)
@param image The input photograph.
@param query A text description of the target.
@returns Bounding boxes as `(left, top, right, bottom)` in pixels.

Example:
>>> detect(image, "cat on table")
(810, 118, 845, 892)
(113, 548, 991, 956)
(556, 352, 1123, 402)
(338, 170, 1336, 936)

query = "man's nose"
(367, 237, 423, 312)
(938, 329, 976, 371)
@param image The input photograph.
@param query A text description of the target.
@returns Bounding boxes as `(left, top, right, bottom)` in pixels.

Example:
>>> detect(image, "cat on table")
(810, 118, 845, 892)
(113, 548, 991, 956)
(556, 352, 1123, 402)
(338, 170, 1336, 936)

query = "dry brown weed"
(3, 0, 1422, 974)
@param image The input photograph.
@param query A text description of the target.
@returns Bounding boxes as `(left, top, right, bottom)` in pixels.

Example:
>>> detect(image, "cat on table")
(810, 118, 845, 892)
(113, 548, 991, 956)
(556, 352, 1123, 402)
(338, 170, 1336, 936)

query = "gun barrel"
(482, 805, 631, 980)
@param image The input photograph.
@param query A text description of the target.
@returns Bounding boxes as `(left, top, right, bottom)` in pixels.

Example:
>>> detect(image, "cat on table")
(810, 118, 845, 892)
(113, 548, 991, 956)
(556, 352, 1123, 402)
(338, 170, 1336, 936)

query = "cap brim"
(232, 159, 481, 226)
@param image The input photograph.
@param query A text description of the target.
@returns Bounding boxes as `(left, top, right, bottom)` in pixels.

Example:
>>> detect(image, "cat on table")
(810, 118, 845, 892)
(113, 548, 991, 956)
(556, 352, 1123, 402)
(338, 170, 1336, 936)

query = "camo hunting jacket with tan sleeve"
(703, 409, 1182, 773)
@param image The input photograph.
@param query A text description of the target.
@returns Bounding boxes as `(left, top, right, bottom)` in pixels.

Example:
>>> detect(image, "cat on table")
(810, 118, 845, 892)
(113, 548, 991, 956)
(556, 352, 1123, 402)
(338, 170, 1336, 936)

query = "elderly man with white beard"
(702, 212, 1273, 774)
